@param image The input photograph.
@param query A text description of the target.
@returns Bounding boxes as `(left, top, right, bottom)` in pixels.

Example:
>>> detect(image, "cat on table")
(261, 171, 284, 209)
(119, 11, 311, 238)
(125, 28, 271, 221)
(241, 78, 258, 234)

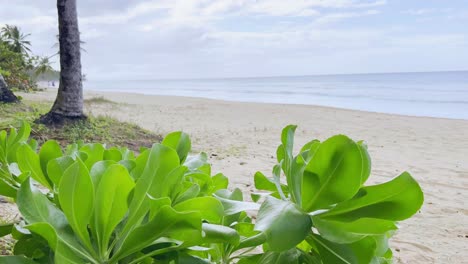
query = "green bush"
(0, 123, 423, 263)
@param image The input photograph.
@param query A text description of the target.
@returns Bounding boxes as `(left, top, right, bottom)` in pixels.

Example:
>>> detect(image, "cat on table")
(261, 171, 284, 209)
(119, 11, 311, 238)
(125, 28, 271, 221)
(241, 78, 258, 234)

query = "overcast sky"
(1, 0, 467, 80)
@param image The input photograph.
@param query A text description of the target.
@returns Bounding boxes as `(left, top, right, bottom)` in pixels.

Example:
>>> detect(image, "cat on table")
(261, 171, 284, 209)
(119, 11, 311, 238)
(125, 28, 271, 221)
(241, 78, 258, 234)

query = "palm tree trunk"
(38, 0, 85, 125)
(0, 74, 18, 103)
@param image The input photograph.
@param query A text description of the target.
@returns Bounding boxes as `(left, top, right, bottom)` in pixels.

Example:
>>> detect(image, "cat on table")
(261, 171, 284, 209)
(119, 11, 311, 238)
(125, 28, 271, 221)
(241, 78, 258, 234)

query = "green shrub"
(0, 123, 423, 263)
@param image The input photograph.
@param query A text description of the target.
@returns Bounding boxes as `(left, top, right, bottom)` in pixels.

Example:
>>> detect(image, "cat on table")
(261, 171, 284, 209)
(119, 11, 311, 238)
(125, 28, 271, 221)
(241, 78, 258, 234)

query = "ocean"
(84, 71, 468, 120)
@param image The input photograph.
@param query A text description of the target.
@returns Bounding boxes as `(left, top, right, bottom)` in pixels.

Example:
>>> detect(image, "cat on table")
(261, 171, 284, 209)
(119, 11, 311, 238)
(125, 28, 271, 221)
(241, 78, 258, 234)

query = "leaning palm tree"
(1, 25, 31, 54)
(0, 73, 18, 103)
(38, 0, 85, 125)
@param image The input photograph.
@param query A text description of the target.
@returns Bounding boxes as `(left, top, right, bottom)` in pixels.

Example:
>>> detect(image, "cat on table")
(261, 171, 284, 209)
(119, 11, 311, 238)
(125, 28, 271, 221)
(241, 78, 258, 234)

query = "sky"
(0, 0, 467, 80)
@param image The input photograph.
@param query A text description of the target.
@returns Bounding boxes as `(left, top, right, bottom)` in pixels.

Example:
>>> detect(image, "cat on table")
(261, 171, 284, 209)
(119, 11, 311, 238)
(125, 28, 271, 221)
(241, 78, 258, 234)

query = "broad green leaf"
(12, 235, 50, 262)
(26, 222, 58, 249)
(254, 171, 288, 200)
(94, 164, 135, 256)
(320, 172, 423, 220)
(148, 196, 172, 220)
(46, 156, 74, 187)
(39, 140, 62, 177)
(118, 160, 136, 172)
(28, 139, 38, 153)
(103, 148, 122, 162)
(357, 141, 371, 184)
(184, 153, 208, 171)
(215, 188, 246, 226)
(173, 197, 224, 223)
(89, 160, 116, 191)
(201, 223, 240, 245)
(6, 122, 31, 163)
(255, 196, 311, 251)
(16, 144, 52, 190)
(130, 148, 149, 180)
(59, 161, 94, 250)
(159, 166, 187, 199)
(312, 217, 396, 244)
(258, 248, 301, 264)
(312, 172, 423, 243)
(0, 179, 17, 198)
(79, 143, 105, 169)
(113, 206, 202, 261)
(17, 178, 93, 262)
(162, 131, 191, 162)
(278, 125, 300, 202)
(173, 183, 200, 204)
(302, 135, 366, 212)
(54, 239, 89, 264)
(299, 139, 321, 162)
(0, 222, 13, 237)
(308, 234, 376, 264)
(212, 173, 228, 188)
(120, 144, 180, 242)
(213, 195, 260, 215)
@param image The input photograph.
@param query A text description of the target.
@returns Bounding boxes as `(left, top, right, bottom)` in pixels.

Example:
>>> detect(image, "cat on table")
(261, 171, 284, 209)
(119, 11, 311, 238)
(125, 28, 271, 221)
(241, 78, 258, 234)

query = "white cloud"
(313, 9, 380, 25)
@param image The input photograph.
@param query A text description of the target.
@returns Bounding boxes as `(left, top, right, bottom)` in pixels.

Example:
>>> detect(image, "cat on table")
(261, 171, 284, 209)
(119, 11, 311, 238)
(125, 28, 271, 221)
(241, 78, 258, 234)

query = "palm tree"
(1, 25, 31, 54)
(34, 56, 54, 78)
(38, 0, 85, 125)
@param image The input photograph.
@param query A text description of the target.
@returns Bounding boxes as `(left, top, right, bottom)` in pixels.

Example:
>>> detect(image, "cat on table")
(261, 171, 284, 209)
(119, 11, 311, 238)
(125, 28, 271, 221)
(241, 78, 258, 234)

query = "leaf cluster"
(0, 123, 424, 263)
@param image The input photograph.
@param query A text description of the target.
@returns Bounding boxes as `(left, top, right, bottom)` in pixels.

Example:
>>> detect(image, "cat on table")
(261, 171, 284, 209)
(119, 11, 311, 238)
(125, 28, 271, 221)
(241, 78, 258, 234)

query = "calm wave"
(84, 71, 468, 120)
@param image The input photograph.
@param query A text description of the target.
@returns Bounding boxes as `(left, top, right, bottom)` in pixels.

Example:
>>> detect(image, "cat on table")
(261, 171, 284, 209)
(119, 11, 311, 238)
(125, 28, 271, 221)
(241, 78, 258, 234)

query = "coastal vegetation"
(0, 123, 423, 263)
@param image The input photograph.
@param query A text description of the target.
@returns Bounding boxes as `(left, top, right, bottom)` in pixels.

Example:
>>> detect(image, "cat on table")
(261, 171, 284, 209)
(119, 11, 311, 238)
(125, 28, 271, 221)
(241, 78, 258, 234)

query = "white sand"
(22, 89, 468, 263)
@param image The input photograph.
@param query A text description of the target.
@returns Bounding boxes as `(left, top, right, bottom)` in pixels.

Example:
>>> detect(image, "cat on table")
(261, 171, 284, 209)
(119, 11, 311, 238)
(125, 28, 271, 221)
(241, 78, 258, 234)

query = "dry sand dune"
(22, 90, 468, 263)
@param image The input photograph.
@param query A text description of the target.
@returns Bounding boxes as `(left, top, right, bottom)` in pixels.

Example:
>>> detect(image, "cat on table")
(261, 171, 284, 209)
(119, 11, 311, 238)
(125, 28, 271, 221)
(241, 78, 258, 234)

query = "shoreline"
(37, 87, 468, 122)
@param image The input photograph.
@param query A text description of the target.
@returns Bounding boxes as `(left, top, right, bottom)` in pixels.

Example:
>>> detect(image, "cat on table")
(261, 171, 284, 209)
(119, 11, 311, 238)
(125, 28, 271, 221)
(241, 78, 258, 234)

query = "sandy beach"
(20, 89, 468, 263)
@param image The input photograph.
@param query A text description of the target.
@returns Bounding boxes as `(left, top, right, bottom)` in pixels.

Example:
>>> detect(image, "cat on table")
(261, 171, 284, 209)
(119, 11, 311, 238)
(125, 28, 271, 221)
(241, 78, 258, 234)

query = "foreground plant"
(0, 123, 424, 263)
(237, 125, 424, 263)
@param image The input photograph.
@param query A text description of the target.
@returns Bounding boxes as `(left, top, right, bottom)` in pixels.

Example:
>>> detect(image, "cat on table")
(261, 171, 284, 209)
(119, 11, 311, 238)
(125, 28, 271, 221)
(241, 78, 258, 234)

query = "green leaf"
(94, 164, 135, 256)
(79, 143, 105, 169)
(173, 197, 224, 223)
(39, 140, 62, 178)
(17, 178, 93, 262)
(183, 153, 208, 171)
(312, 172, 423, 243)
(174, 183, 200, 204)
(302, 135, 366, 212)
(89, 160, 117, 191)
(213, 194, 260, 216)
(258, 248, 301, 264)
(46, 156, 74, 187)
(103, 148, 122, 162)
(0, 179, 17, 198)
(119, 144, 180, 244)
(147, 196, 171, 220)
(308, 234, 376, 264)
(210, 173, 229, 194)
(0, 222, 13, 237)
(59, 161, 94, 250)
(162, 131, 191, 163)
(16, 144, 52, 190)
(113, 206, 202, 261)
(201, 223, 240, 246)
(255, 196, 311, 251)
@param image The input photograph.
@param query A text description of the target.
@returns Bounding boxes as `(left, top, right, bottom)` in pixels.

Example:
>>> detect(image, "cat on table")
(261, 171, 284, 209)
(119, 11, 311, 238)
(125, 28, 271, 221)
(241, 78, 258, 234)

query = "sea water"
(84, 71, 468, 120)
